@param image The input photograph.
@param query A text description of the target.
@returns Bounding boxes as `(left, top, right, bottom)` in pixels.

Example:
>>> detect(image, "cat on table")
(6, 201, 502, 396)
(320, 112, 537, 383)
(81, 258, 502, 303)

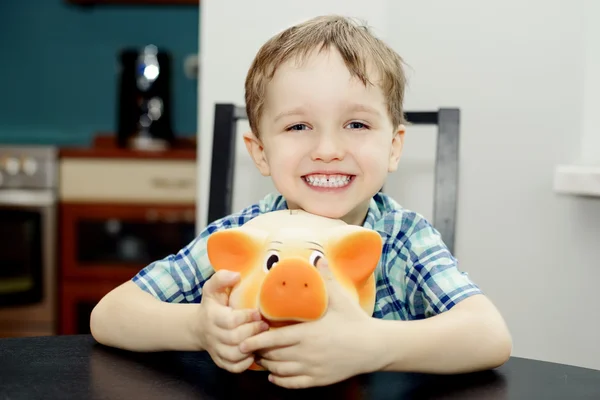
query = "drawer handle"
(151, 177, 194, 189)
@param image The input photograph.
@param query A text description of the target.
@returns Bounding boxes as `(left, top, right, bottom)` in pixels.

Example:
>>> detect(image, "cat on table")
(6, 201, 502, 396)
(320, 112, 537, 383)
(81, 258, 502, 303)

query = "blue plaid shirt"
(132, 192, 481, 320)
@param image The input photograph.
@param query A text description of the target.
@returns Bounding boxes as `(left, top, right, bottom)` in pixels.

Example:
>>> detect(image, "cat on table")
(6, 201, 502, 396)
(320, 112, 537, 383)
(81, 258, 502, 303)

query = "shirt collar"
(362, 193, 384, 229)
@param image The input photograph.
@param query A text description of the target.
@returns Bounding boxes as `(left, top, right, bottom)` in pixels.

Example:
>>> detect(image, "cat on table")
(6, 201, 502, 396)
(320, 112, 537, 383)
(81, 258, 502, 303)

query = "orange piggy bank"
(206, 209, 383, 371)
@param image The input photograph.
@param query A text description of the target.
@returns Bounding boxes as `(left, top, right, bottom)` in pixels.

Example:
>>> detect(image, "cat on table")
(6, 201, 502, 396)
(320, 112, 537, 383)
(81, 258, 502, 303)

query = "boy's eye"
(346, 121, 367, 130)
(287, 124, 309, 131)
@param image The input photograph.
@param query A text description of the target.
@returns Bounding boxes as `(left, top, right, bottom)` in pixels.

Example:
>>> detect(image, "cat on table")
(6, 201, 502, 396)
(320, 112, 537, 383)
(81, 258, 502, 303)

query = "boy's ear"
(323, 226, 382, 286)
(388, 124, 405, 172)
(207, 227, 268, 274)
(243, 131, 271, 177)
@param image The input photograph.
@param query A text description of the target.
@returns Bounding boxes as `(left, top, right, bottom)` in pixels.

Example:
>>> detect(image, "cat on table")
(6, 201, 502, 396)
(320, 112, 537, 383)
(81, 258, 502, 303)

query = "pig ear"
(207, 227, 268, 274)
(324, 226, 382, 286)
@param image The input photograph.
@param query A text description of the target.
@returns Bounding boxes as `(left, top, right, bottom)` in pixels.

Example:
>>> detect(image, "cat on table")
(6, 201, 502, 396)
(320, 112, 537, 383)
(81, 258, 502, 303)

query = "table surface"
(1, 335, 600, 400)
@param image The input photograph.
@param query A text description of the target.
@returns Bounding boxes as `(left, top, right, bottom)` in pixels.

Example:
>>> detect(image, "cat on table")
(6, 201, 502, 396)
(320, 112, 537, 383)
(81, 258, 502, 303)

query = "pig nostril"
(279, 282, 308, 288)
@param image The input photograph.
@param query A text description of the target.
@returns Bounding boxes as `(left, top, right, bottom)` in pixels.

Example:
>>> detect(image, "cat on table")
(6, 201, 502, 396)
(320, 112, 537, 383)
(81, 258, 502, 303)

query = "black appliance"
(116, 45, 174, 150)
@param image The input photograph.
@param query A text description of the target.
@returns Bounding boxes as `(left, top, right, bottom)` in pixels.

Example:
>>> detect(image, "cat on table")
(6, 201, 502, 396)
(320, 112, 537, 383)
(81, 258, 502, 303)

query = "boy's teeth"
(304, 174, 352, 188)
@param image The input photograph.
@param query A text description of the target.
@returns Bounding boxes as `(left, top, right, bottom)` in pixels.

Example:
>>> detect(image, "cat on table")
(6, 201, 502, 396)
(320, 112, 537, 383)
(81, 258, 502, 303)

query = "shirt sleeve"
(131, 203, 264, 303)
(131, 228, 214, 303)
(396, 213, 482, 319)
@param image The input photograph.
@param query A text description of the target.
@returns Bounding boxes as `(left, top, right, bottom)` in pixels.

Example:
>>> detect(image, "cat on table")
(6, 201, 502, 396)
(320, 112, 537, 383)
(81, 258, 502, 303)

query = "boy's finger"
(239, 326, 300, 354)
(226, 355, 256, 374)
(220, 320, 270, 345)
(216, 344, 250, 364)
(215, 308, 262, 329)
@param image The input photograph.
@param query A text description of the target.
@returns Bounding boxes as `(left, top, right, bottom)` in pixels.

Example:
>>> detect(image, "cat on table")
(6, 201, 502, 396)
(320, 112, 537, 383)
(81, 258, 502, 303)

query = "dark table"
(1, 335, 600, 399)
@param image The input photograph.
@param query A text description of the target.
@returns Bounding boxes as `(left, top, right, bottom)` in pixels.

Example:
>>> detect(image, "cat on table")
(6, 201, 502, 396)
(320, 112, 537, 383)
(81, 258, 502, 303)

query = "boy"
(90, 15, 512, 389)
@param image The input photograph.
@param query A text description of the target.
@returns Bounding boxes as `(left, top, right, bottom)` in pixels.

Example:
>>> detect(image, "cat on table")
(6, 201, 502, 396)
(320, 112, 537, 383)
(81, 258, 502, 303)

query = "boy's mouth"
(302, 174, 354, 188)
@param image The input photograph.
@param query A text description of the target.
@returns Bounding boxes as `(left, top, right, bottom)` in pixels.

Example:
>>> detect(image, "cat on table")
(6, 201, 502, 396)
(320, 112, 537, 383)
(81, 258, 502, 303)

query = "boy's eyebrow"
(346, 103, 382, 117)
(273, 104, 381, 123)
(273, 107, 307, 123)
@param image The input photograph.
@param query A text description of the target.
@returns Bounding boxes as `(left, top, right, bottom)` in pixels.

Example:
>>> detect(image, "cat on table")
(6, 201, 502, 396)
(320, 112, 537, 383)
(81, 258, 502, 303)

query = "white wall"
(198, 0, 600, 370)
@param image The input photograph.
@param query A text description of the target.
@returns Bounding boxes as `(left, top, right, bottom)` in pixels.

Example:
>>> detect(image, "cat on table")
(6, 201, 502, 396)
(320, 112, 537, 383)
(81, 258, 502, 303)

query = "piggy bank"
(206, 209, 383, 371)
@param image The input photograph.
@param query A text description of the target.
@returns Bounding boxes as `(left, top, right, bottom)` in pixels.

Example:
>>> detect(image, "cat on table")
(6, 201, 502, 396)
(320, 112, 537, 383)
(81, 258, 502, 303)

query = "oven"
(57, 152, 197, 335)
(0, 146, 58, 337)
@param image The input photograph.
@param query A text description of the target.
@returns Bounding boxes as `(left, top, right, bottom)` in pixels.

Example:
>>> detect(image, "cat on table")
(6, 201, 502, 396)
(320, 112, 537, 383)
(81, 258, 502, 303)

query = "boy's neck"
(340, 201, 370, 226)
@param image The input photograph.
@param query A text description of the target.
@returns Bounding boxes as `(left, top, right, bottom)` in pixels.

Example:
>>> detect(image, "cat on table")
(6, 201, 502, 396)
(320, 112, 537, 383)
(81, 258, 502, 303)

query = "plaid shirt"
(132, 192, 481, 320)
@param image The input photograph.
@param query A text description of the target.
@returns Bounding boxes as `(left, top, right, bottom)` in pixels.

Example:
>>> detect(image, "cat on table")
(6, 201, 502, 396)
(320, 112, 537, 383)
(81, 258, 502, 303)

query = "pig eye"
(309, 251, 324, 267)
(264, 251, 279, 272)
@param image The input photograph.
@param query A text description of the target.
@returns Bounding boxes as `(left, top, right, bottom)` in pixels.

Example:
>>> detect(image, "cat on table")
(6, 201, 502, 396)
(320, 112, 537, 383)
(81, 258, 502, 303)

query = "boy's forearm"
(367, 294, 512, 374)
(90, 281, 202, 352)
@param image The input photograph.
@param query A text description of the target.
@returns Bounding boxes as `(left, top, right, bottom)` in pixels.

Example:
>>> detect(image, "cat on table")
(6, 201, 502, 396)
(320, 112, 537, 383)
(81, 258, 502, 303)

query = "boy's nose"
(311, 133, 345, 161)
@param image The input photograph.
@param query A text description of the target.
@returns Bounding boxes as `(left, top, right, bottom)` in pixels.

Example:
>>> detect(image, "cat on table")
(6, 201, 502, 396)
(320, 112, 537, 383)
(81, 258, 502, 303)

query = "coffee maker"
(116, 45, 175, 150)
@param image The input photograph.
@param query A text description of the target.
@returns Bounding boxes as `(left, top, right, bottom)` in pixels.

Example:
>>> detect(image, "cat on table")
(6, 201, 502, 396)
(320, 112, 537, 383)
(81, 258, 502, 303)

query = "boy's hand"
(238, 259, 378, 389)
(195, 270, 270, 373)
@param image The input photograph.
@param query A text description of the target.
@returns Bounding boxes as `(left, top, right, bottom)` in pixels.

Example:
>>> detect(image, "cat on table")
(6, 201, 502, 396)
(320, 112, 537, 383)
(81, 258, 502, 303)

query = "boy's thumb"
(203, 270, 240, 302)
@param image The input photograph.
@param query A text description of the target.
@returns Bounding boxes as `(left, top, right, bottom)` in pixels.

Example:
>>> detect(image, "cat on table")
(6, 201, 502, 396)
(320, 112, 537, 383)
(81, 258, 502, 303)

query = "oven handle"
(0, 189, 56, 207)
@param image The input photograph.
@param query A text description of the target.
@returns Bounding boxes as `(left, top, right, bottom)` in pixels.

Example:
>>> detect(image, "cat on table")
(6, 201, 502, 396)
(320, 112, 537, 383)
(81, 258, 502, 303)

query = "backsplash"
(0, 0, 199, 146)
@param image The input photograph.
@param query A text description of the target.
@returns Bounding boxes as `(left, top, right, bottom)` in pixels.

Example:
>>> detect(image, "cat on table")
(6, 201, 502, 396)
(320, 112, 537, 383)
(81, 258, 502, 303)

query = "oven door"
(0, 190, 55, 313)
(0, 207, 43, 306)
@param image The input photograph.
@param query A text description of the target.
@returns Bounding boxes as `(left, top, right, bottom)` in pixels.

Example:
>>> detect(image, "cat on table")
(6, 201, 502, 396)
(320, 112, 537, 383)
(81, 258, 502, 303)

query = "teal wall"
(0, 1, 199, 146)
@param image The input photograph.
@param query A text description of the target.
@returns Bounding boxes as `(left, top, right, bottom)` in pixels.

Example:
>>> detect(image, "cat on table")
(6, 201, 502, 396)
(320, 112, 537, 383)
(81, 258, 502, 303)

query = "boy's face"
(244, 47, 404, 225)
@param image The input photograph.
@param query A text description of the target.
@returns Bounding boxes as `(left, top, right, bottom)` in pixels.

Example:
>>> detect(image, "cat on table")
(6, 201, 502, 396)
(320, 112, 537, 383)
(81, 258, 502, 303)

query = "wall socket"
(184, 53, 199, 79)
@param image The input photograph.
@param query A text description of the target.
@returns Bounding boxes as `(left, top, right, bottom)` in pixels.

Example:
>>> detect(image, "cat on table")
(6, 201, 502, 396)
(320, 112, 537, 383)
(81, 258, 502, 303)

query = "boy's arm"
(90, 221, 226, 351)
(367, 293, 512, 374)
(89, 233, 214, 352)
(367, 213, 512, 374)
(90, 280, 202, 352)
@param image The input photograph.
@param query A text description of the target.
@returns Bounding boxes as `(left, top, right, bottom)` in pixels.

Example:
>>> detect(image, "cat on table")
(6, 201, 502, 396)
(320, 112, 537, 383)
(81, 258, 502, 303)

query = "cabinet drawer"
(59, 158, 196, 203)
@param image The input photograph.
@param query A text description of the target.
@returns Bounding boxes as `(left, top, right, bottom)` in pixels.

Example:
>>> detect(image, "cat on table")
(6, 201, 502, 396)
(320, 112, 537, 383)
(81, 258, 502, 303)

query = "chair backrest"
(207, 103, 460, 253)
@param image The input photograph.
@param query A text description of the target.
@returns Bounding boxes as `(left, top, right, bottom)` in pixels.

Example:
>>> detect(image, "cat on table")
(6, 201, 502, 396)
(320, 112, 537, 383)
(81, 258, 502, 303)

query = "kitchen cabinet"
(57, 136, 197, 335)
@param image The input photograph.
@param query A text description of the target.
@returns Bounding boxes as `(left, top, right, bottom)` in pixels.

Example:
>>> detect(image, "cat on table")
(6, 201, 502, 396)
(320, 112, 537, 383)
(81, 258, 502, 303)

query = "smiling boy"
(90, 15, 512, 389)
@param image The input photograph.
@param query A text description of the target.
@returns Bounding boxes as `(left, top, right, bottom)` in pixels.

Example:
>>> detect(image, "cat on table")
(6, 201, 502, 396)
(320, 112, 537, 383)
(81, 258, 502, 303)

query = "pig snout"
(259, 257, 328, 322)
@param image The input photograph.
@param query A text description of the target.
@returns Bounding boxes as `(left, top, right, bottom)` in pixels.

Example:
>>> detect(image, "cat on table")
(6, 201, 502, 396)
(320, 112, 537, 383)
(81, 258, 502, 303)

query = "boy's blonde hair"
(244, 14, 407, 138)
